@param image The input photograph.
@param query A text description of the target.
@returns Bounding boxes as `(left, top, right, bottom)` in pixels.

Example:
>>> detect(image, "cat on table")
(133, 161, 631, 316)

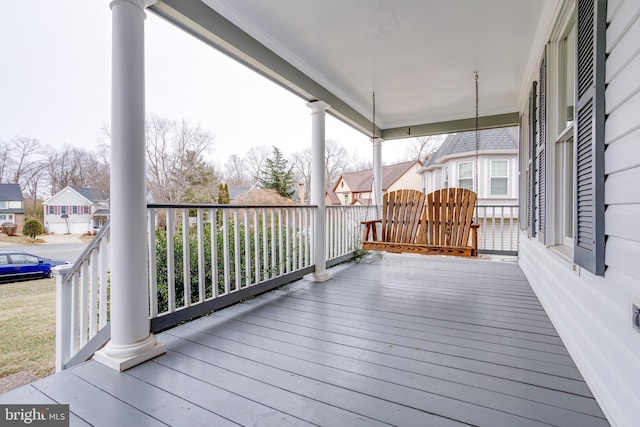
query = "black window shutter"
(528, 82, 538, 237)
(538, 50, 547, 243)
(574, 0, 606, 275)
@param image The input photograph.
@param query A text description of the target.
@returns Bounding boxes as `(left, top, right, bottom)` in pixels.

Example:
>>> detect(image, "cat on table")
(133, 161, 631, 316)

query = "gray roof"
(71, 187, 109, 202)
(0, 184, 24, 201)
(421, 127, 519, 170)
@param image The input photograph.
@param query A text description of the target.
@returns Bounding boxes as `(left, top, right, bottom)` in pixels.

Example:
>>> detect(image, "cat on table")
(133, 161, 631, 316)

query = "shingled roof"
(71, 186, 110, 202)
(0, 184, 23, 201)
(421, 127, 518, 170)
(333, 160, 421, 193)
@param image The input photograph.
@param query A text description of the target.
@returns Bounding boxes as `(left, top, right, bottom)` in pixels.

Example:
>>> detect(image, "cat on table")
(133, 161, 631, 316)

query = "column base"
(94, 333, 166, 371)
(304, 270, 333, 282)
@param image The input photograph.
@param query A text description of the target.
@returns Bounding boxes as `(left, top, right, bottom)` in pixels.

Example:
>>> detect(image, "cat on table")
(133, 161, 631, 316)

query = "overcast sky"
(1, 1, 416, 167)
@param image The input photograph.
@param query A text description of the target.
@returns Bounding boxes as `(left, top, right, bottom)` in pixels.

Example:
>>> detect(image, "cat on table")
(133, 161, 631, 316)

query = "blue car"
(0, 250, 71, 282)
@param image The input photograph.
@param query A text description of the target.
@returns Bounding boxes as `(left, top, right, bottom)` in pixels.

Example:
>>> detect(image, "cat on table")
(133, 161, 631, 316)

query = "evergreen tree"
(217, 183, 230, 204)
(258, 147, 295, 198)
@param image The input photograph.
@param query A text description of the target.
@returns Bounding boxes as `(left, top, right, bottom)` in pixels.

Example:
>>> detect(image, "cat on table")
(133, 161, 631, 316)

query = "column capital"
(307, 100, 331, 113)
(371, 137, 384, 146)
(110, 0, 153, 10)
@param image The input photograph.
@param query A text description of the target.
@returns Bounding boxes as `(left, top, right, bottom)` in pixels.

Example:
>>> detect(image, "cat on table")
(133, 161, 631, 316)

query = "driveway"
(1, 234, 89, 264)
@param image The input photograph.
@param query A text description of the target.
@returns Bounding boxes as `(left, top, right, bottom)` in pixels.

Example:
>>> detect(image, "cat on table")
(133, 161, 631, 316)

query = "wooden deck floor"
(1, 254, 609, 426)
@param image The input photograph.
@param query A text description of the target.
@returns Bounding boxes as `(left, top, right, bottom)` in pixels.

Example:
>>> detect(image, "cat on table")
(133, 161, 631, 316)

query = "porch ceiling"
(150, 0, 558, 138)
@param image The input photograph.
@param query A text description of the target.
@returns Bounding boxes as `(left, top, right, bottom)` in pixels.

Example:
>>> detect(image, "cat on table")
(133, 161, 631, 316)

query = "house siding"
(44, 187, 100, 234)
(519, 1, 640, 426)
(386, 163, 422, 193)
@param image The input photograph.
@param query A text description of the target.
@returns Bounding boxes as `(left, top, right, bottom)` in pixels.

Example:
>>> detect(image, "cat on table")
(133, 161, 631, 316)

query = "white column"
(372, 137, 383, 216)
(305, 101, 332, 282)
(95, 0, 165, 371)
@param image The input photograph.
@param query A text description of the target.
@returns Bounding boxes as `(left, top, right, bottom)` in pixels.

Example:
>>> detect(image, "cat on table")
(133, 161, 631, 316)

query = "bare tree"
(145, 115, 217, 202)
(324, 139, 349, 189)
(244, 145, 271, 183)
(0, 141, 12, 183)
(404, 135, 446, 162)
(223, 154, 251, 187)
(345, 152, 373, 173)
(290, 139, 353, 203)
(46, 145, 99, 194)
(9, 136, 43, 185)
(290, 149, 312, 204)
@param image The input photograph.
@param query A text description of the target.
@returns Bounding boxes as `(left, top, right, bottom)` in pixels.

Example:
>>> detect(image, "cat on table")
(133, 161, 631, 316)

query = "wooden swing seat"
(361, 188, 480, 257)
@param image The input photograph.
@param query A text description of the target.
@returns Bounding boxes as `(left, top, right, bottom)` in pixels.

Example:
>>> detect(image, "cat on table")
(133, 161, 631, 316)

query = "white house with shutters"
(43, 186, 109, 234)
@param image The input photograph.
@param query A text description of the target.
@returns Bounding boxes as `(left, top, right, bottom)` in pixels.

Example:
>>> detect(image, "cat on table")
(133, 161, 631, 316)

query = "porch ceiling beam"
(148, 0, 377, 136)
(382, 112, 520, 140)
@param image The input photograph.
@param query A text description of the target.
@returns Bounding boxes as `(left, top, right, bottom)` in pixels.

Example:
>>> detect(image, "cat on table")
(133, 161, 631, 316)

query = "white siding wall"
(519, 2, 640, 426)
(387, 164, 423, 193)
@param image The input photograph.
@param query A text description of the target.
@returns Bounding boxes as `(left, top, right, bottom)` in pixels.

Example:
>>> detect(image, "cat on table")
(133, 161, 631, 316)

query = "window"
(72, 206, 78, 215)
(457, 162, 473, 190)
(10, 254, 39, 265)
(559, 24, 576, 131)
(0, 201, 6, 209)
(0, 215, 6, 221)
(83, 206, 90, 215)
(443, 166, 449, 188)
(490, 160, 509, 195)
(61, 206, 67, 215)
(48, 206, 54, 215)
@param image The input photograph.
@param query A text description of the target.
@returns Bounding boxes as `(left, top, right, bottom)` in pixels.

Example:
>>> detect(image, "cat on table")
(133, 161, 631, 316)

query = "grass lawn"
(0, 278, 56, 379)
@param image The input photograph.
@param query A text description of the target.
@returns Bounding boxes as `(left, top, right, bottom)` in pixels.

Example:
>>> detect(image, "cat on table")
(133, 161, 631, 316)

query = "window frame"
(457, 161, 474, 190)
(490, 159, 509, 196)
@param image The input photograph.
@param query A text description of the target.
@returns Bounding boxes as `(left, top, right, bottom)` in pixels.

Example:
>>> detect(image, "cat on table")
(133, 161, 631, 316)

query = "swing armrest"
(360, 219, 381, 225)
(361, 219, 381, 242)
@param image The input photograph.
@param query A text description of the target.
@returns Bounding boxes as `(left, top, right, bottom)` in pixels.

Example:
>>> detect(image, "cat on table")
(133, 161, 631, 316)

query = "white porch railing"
(54, 222, 110, 372)
(55, 203, 518, 370)
(475, 205, 519, 255)
(326, 205, 377, 262)
(147, 204, 317, 331)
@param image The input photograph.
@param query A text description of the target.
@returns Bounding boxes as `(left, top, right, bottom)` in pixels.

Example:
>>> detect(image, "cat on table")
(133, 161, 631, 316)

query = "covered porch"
(1, 254, 608, 426)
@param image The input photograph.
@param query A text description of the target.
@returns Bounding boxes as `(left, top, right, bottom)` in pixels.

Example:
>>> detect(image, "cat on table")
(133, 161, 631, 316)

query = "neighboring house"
(419, 127, 519, 251)
(327, 160, 422, 206)
(418, 127, 519, 205)
(0, 183, 25, 232)
(43, 186, 109, 234)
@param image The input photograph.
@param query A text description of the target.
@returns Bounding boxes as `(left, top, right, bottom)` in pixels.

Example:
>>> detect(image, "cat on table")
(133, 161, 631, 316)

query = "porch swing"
(361, 73, 481, 257)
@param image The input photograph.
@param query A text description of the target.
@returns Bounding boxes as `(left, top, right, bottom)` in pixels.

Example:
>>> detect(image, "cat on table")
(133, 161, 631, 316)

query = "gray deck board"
(0, 255, 610, 426)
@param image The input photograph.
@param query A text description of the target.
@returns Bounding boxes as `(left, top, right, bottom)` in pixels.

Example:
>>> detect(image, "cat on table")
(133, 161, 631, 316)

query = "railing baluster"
(233, 210, 241, 291)
(99, 235, 108, 327)
(254, 209, 260, 283)
(210, 208, 218, 299)
(148, 209, 158, 318)
(182, 209, 191, 308)
(79, 262, 88, 347)
(285, 209, 291, 273)
(244, 209, 251, 287)
(262, 208, 268, 280)
(278, 209, 284, 276)
(89, 250, 98, 337)
(166, 209, 176, 313)
(270, 209, 276, 279)
(223, 209, 230, 295)
(197, 209, 205, 302)
(70, 273, 79, 357)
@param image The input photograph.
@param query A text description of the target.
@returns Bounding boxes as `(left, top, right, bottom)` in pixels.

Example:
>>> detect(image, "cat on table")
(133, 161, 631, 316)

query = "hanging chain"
(372, 91, 376, 140)
(474, 72, 479, 196)
(474, 71, 480, 221)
